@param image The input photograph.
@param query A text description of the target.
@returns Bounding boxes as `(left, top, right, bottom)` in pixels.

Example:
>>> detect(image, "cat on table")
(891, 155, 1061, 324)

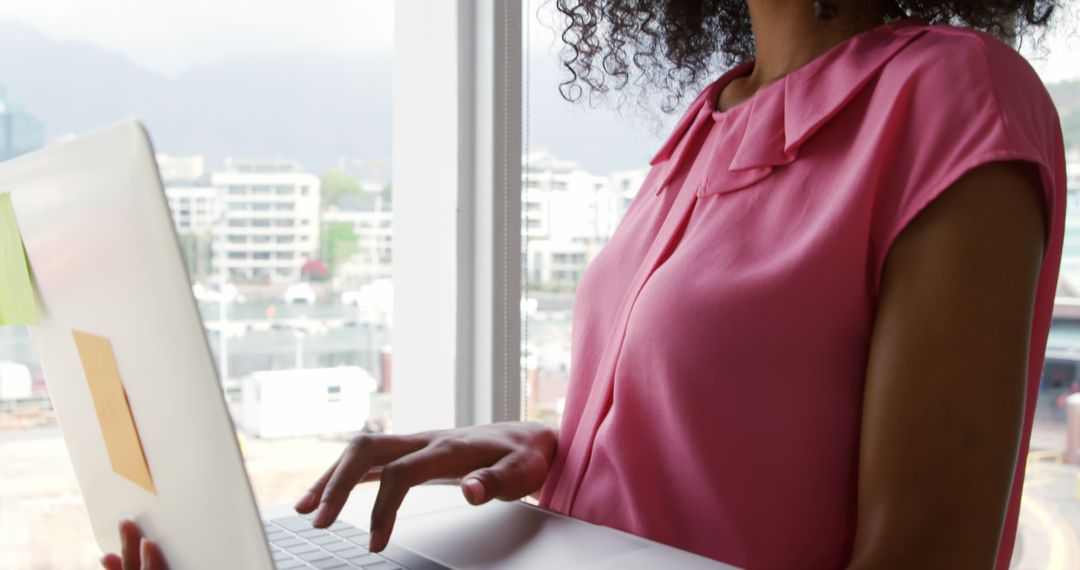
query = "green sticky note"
(0, 192, 37, 325)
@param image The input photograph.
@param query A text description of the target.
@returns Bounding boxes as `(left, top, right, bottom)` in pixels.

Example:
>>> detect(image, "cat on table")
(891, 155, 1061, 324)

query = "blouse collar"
(649, 17, 928, 195)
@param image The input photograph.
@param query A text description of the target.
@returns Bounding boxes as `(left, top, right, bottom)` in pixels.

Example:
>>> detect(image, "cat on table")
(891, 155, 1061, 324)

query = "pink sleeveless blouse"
(538, 17, 1067, 569)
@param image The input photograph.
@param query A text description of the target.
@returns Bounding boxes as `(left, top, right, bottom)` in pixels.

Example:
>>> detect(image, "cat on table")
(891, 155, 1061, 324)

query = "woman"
(106, 0, 1066, 568)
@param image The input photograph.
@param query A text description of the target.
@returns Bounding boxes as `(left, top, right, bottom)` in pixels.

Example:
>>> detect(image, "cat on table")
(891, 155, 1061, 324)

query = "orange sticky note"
(72, 330, 156, 494)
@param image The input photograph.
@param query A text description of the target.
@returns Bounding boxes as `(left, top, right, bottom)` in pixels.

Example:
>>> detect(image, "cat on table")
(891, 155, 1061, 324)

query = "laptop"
(2, 120, 735, 569)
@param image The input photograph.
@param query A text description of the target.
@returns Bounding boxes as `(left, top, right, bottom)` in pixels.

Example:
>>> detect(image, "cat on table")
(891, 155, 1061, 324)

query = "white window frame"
(392, 0, 522, 433)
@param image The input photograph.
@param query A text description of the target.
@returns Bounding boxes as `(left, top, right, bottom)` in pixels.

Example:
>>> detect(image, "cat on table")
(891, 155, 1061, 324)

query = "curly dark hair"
(553, 0, 1062, 112)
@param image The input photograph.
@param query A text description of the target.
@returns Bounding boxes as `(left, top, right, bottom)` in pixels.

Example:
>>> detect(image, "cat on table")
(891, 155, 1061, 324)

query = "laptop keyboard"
(264, 513, 408, 570)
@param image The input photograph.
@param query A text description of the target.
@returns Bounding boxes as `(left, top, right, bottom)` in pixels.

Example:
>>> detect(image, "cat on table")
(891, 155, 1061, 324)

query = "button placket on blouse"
(548, 108, 723, 514)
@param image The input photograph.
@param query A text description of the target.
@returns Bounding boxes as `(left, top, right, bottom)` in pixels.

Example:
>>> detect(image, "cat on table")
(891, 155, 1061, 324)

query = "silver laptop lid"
(2, 120, 272, 569)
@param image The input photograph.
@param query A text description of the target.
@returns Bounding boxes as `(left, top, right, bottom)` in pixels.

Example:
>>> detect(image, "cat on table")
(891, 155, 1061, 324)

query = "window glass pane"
(521, 1, 1080, 558)
(521, 4, 666, 427)
(0, 1, 394, 566)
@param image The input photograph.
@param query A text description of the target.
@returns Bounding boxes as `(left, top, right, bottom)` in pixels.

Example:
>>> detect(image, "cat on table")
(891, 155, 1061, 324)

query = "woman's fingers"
(461, 450, 550, 505)
(298, 461, 386, 513)
(295, 459, 340, 514)
(119, 520, 142, 570)
(100, 554, 122, 570)
(312, 434, 426, 529)
(102, 523, 167, 570)
(368, 441, 503, 552)
(140, 539, 168, 570)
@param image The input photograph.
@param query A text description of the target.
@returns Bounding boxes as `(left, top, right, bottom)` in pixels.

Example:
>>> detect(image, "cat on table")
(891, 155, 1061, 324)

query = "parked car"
(284, 282, 316, 304)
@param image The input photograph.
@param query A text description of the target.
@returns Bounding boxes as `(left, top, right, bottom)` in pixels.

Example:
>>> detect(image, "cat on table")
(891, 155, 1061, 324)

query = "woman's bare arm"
(849, 161, 1046, 569)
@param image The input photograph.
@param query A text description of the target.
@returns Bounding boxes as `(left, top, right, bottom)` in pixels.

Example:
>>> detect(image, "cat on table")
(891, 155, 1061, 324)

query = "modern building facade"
(211, 159, 321, 283)
(323, 185, 393, 288)
(0, 91, 45, 162)
(1061, 158, 1080, 275)
(158, 155, 217, 280)
(164, 186, 218, 234)
(522, 150, 647, 287)
(157, 154, 207, 185)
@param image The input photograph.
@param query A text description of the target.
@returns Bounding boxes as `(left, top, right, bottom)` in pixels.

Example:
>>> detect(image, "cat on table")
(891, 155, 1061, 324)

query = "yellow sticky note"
(73, 330, 156, 494)
(0, 193, 37, 325)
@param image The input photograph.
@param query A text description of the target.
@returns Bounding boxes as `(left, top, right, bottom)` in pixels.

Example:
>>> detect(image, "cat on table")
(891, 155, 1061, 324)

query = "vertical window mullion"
(470, 0, 522, 426)
(392, 0, 521, 433)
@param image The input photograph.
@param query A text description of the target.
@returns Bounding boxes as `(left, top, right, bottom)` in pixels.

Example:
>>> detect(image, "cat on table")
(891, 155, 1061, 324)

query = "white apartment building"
(157, 154, 217, 233)
(157, 154, 207, 184)
(164, 186, 218, 234)
(523, 150, 647, 286)
(1067, 152, 1079, 192)
(323, 186, 393, 288)
(157, 155, 216, 279)
(607, 169, 648, 229)
(211, 159, 321, 283)
(1062, 158, 1080, 274)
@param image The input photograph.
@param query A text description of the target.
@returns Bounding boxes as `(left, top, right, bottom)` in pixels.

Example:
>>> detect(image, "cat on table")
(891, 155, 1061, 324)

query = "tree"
(320, 168, 365, 208)
(319, 222, 361, 278)
(177, 232, 213, 280)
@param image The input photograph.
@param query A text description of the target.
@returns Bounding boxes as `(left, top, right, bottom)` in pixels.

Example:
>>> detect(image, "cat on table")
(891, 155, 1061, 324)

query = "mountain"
(0, 21, 669, 177)
(0, 21, 392, 176)
(1, 20, 1075, 178)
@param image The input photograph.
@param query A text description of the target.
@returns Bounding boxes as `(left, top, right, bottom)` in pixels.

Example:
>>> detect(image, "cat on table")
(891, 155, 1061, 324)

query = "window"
(517, 2, 1080, 561)
(15, 3, 1076, 565)
(0, 2, 395, 565)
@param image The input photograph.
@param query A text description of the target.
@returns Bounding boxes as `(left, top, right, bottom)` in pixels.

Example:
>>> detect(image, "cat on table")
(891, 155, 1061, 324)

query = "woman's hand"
(294, 421, 558, 552)
(100, 520, 168, 570)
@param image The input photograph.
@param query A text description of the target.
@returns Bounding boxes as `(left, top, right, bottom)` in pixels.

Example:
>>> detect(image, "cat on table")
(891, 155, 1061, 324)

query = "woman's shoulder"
(870, 22, 1062, 167)
(881, 23, 1056, 122)
(863, 24, 1066, 302)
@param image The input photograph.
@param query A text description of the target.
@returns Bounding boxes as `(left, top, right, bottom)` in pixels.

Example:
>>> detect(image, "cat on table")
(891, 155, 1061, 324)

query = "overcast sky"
(0, 0, 1075, 82)
(0, 0, 395, 77)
